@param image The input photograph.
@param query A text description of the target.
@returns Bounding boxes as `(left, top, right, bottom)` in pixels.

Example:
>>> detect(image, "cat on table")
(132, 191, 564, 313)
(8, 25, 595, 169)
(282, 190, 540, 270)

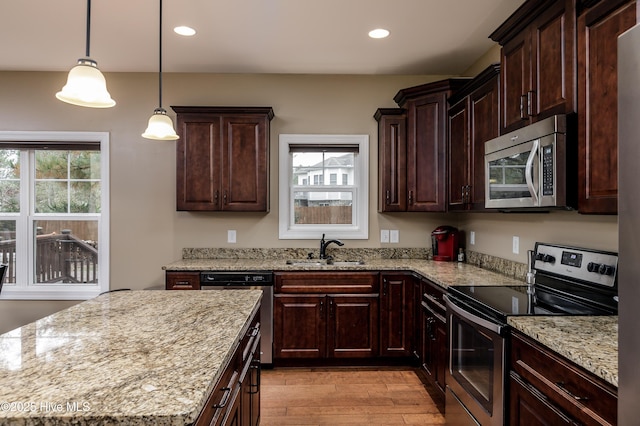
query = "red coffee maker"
(431, 226, 459, 261)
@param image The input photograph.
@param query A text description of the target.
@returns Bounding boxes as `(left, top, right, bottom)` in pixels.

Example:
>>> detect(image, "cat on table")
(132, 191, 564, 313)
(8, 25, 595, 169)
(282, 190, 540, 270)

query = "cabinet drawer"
(166, 271, 200, 290)
(422, 278, 446, 315)
(275, 272, 379, 294)
(511, 331, 617, 426)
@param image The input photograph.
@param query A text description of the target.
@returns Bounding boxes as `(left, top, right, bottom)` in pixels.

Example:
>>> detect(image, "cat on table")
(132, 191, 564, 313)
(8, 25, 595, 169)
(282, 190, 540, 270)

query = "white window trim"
(0, 131, 110, 300)
(279, 134, 368, 240)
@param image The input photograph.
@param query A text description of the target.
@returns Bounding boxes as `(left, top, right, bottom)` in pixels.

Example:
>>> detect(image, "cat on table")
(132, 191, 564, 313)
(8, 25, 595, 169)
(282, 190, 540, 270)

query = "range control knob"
(541, 254, 556, 263)
(587, 262, 600, 273)
(599, 264, 615, 276)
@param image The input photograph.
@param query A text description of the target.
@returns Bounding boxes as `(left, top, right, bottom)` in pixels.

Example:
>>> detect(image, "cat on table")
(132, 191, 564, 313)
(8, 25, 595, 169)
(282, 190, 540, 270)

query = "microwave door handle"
(525, 139, 540, 206)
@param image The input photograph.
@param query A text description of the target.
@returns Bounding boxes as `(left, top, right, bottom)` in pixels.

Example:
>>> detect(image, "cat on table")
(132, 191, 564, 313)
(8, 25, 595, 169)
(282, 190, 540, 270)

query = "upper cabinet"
(172, 106, 274, 212)
(577, 0, 636, 214)
(447, 65, 500, 211)
(379, 79, 467, 212)
(490, 0, 576, 134)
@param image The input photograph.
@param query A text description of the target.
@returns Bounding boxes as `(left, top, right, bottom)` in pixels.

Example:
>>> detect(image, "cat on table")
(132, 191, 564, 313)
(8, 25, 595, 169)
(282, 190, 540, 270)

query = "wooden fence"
(294, 206, 352, 224)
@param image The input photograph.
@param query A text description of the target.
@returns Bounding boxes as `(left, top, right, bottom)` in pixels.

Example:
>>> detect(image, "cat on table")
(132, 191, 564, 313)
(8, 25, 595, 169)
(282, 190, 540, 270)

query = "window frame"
(278, 134, 368, 240)
(0, 131, 109, 300)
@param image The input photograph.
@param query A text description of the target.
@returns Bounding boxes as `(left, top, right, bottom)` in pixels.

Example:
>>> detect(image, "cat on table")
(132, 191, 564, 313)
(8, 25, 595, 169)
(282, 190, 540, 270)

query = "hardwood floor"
(261, 367, 445, 425)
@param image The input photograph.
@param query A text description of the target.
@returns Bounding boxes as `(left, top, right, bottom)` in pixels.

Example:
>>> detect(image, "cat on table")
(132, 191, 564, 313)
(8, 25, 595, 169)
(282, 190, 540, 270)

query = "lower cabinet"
(510, 330, 617, 426)
(195, 309, 261, 426)
(274, 272, 380, 360)
(380, 273, 415, 357)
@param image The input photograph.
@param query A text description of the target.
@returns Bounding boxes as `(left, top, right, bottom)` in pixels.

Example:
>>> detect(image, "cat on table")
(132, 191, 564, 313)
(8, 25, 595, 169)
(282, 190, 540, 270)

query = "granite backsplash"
(181, 248, 527, 281)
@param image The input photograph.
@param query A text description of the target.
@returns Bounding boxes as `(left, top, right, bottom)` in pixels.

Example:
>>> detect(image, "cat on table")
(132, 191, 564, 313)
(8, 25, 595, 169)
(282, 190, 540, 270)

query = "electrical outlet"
(390, 230, 399, 243)
(512, 236, 519, 254)
(470, 231, 475, 245)
(380, 229, 390, 243)
(228, 230, 237, 244)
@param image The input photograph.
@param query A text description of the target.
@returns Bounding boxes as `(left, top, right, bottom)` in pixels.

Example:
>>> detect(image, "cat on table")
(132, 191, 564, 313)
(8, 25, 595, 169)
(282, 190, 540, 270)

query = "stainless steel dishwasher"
(200, 271, 273, 366)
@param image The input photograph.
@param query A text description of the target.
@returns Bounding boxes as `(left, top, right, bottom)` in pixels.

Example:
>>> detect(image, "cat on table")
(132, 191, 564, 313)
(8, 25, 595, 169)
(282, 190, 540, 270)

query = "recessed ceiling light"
(174, 26, 196, 36)
(368, 28, 390, 39)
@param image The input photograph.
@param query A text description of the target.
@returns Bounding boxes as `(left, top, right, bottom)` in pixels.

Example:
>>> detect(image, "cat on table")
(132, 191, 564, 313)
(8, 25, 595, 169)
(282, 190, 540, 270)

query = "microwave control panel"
(542, 145, 554, 196)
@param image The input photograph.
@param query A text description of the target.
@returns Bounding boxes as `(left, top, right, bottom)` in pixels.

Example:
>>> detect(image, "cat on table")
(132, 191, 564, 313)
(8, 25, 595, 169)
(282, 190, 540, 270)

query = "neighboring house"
(293, 153, 354, 207)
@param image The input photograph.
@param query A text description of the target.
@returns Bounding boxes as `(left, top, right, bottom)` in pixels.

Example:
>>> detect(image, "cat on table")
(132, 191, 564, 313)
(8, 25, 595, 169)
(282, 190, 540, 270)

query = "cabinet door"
(433, 317, 447, 394)
(380, 274, 414, 357)
(273, 295, 325, 359)
(509, 373, 573, 425)
(501, 30, 531, 133)
(406, 93, 448, 211)
(447, 100, 469, 210)
(221, 115, 269, 212)
(327, 295, 379, 358)
(376, 109, 407, 212)
(176, 114, 222, 210)
(468, 76, 499, 211)
(578, 0, 636, 214)
(530, 0, 576, 121)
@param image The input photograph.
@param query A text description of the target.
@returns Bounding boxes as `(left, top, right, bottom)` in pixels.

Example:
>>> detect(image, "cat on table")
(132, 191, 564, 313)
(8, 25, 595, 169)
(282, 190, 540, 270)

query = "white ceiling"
(1, 0, 525, 75)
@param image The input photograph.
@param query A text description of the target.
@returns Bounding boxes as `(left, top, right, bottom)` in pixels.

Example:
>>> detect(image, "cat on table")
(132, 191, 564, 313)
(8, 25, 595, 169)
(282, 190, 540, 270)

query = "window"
(279, 134, 368, 239)
(0, 131, 109, 300)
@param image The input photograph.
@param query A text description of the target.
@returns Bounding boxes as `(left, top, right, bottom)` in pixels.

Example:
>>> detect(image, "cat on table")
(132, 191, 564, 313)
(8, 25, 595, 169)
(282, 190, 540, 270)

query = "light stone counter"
(0, 290, 262, 425)
(163, 258, 524, 289)
(508, 316, 618, 387)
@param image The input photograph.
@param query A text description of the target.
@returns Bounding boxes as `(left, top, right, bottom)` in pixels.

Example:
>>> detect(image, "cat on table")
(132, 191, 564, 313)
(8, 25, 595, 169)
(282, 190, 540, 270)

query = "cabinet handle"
(329, 298, 334, 318)
(223, 190, 228, 205)
(213, 386, 232, 409)
(382, 279, 387, 296)
(214, 190, 219, 207)
(555, 381, 588, 401)
(320, 299, 324, 314)
(408, 190, 413, 205)
(386, 190, 390, 205)
(249, 363, 260, 395)
(520, 94, 529, 120)
(527, 91, 535, 117)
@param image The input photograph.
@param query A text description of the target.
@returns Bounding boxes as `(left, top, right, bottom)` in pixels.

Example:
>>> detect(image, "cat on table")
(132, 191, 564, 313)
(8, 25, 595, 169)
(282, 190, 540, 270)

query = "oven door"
(444, 294, 506, 426)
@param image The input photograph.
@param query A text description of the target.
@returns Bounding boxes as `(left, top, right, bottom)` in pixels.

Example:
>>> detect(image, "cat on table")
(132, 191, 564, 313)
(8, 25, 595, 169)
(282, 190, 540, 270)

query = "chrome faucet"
(319, 233, 344, 259)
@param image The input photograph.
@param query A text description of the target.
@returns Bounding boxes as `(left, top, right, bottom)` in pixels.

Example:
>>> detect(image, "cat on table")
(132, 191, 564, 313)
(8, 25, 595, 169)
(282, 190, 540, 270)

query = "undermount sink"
(285, 259, 365, 266)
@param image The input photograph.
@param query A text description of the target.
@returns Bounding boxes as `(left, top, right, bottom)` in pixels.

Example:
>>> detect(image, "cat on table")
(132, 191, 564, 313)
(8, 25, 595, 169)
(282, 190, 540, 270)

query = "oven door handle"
(525, 139, 540, 206)
(444, 294, 505, 335)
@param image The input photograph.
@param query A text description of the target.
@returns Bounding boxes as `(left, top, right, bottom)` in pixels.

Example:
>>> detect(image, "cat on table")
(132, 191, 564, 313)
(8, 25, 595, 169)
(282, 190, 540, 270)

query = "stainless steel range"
(444, 242, 618, 426)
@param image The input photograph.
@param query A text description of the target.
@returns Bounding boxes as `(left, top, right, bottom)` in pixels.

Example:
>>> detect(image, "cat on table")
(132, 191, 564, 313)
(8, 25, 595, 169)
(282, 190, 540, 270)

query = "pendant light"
(56, 0, 115, 108)
(142, 0, 179, 140)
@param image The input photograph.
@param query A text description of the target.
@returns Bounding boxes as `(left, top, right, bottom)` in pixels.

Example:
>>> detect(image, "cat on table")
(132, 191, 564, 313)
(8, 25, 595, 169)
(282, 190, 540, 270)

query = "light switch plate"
(512, 236, 519, 254)
(380, 229, 390, 243)
(470, 231, 475, 245)
(390, 230, 399, 243)
(228, 230, 237, 244)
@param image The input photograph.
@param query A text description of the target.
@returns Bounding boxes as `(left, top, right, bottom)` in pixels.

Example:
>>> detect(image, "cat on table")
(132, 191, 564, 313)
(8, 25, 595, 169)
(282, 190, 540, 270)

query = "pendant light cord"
(85, 0, 91, 57)
(158, 0, 163, 109)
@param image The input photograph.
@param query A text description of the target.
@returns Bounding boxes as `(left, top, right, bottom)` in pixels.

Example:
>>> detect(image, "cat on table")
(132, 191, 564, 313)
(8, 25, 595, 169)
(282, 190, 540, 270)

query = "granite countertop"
(508, 316, 618, 387)
(163, 258, 524, 289)
(0, 290, 262, 425)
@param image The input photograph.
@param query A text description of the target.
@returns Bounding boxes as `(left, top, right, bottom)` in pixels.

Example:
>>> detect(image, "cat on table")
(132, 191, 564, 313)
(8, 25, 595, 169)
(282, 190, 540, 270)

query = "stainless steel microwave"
(484, 115, 575, 210)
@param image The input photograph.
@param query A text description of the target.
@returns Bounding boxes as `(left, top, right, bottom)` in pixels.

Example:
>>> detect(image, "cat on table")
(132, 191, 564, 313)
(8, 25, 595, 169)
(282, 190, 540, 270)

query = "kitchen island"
(0, 290, 262, 425)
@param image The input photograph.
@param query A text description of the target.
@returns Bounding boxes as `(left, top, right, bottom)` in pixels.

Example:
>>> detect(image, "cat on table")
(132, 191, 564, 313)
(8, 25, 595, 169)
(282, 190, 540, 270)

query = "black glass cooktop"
(448, 284, 616, 321)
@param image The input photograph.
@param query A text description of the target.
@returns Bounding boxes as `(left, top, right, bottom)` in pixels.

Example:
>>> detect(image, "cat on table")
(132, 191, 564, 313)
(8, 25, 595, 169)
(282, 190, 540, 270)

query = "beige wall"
(0, 70, 618, 333)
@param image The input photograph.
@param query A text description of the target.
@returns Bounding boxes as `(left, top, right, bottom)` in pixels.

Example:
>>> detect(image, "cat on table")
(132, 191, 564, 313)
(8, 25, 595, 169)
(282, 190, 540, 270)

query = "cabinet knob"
(408, 190, 413, 205)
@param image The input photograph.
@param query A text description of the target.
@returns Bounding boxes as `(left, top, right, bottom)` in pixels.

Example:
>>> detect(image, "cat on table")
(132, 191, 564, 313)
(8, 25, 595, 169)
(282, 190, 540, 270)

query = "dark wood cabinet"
(273, 272, 379, 360)
(577, 0, 636, 214)
(381, 79, 467, 212)
(510, 330, 617, 426)
(417, 278, 447, 409)
(196, 309, 260, 426)
(447, 65, 500, 211)
(375, 108, 407, 212)
(490, 0, 576, 134)
(379, 273, 415, 357)
(172, 106, 274, 212)
(165, 271, 200, 290)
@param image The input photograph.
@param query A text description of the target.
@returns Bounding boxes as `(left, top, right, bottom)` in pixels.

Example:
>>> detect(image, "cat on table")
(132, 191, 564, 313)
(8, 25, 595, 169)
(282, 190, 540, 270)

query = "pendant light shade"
(142, 0, 179, 140)
(142, 108, 179, 140)
(56, 0, 115, 108)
